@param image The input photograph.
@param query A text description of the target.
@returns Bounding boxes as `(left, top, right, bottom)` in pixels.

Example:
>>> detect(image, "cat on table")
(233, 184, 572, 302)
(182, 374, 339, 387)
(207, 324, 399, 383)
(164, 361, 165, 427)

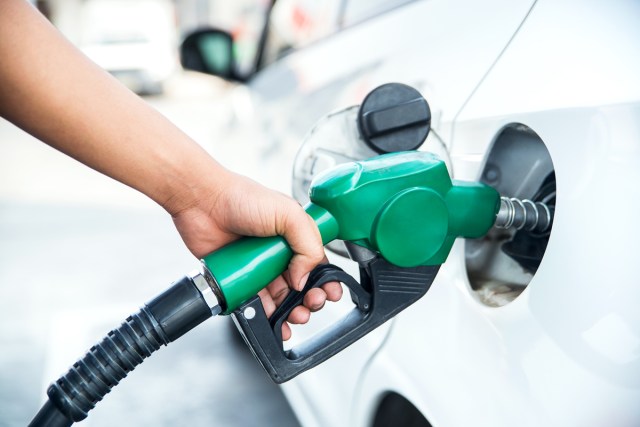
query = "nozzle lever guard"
(269, 264, 371, 343)
(231, 257, 439, 383)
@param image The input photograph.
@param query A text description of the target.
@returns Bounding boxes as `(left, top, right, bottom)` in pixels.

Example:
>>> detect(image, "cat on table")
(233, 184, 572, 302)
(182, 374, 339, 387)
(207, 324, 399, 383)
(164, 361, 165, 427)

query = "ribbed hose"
(47, 306, 167, 422)
(29, 275, 214, 426)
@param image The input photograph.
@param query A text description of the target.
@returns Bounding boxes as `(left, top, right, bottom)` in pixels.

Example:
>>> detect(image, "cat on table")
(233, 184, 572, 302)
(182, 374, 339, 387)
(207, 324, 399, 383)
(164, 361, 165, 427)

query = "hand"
(0, 0, 341, 340)
(169, 170, 343, 340)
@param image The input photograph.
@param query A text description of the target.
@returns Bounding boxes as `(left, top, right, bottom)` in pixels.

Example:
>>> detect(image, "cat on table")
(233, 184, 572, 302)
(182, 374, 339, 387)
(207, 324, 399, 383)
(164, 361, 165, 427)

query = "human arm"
(0, 0, 342, 339)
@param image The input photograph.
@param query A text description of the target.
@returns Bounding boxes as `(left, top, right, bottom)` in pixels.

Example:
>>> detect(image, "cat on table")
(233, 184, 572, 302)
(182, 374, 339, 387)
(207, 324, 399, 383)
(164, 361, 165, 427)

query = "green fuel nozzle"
(204, 151, 499, 314)
(30, 84, 554, 427)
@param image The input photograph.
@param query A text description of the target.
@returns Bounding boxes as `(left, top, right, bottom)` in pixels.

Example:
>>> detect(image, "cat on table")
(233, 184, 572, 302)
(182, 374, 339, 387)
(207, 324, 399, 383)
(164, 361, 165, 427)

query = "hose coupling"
(190, 266, 223, 316)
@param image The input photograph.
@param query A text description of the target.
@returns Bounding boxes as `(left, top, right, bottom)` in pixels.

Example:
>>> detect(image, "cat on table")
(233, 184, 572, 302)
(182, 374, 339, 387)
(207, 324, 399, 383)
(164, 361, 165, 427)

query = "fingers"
(263, 280, 345, 342)
(265, 279, 332, 320)
(266, 275, 291, 306)
(322, 281, 343, 302)
(303, 288, 327, 311)
(287, 305, 310, 324)
(281, 322, 292, 341)
(259, 287, 292, 341)
(285, 284, 342, 324)
(267, 277, 343, 313)
(258, 288, 276, 317)
(279, 206, 325, 291)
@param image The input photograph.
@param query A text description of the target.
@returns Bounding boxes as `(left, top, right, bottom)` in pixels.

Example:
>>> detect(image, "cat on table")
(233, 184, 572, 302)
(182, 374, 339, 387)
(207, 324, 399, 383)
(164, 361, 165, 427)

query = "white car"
(181, 0, 640, 426)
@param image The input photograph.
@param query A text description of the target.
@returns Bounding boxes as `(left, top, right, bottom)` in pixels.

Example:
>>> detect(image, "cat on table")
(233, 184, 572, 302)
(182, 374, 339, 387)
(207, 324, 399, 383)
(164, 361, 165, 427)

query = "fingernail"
(297, 272, 310, 291)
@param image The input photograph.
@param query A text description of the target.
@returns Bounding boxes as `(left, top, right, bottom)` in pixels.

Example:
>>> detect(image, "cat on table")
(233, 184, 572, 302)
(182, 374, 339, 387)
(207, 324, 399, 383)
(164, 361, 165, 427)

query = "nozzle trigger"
(269, 264, 371, 342)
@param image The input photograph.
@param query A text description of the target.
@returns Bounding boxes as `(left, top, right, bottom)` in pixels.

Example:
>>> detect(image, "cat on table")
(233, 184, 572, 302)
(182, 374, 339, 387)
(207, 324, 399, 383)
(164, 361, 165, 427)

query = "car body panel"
(354, 104, 640, 427)
(195, 0, 640, 425)
(241, 0, 535, 158)
(350, 1, 640, 426)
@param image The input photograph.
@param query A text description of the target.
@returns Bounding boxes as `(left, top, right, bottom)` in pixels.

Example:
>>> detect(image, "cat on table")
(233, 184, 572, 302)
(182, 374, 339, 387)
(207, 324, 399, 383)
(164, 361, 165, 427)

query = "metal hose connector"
(494, 197, 554, 233)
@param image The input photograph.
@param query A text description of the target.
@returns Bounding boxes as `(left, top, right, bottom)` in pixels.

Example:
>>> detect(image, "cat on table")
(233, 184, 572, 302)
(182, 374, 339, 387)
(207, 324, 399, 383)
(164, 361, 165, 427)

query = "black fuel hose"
(29, 275, 214, 427)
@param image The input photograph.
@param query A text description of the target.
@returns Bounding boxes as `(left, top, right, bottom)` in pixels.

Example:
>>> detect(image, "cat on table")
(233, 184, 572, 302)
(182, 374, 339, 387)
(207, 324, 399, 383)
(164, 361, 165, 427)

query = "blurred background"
(0, 0, 316, 425)
(35, 0, 274, 95)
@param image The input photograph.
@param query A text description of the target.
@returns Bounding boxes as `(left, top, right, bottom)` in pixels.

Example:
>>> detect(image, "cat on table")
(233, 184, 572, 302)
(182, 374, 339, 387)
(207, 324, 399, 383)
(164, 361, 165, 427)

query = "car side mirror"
(180, 28, 246, 82)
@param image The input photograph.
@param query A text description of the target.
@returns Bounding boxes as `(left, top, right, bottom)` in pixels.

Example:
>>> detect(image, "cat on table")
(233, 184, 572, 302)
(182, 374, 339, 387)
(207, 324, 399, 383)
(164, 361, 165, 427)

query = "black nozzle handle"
(268, 264, 370, 342)
(231, 258, 439, 384)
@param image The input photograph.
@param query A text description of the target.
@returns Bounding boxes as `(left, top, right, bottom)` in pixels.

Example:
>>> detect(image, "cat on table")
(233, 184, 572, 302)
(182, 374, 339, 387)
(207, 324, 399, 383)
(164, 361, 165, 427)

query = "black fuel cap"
(357, 83, 431, 154)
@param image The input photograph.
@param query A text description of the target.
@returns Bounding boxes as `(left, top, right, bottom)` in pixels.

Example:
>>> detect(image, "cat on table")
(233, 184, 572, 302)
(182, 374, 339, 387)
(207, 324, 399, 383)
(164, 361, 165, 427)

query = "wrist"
(155, 146, 232, 217)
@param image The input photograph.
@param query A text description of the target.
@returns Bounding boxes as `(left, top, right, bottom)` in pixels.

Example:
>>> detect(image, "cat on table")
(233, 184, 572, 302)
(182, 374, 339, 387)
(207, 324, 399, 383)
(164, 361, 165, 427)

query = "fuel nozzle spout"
(494, 197, 554, 233)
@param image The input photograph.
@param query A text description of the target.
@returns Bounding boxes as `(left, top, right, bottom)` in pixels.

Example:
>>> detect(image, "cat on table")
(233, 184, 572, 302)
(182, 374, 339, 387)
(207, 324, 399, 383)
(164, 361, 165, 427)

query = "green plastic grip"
(203, 151, 499, 313)
(203, 204, 338, 314)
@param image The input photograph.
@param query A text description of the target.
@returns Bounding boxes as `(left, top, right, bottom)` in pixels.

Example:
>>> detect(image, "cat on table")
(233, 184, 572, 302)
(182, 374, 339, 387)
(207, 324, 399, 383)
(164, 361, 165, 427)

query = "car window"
(260, 0, 420, 68)
(261, 0, 344, 66)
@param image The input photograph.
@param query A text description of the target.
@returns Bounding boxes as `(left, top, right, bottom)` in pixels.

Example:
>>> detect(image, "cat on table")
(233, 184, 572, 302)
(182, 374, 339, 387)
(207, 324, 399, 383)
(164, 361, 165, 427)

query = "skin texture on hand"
(0, 0, 341, 340)
(170, 171, 343, 340)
